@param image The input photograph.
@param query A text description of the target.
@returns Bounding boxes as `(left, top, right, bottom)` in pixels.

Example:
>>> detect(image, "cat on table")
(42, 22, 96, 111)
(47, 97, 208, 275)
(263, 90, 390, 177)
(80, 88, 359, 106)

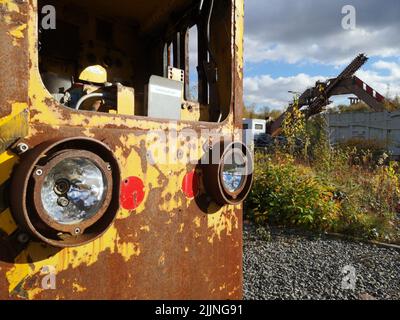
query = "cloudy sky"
(243, 0, 400, 111)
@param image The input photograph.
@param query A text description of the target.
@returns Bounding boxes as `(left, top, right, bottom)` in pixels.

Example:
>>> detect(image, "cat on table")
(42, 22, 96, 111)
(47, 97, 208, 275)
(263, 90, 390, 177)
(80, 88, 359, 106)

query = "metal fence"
(325, 111, 400, 158)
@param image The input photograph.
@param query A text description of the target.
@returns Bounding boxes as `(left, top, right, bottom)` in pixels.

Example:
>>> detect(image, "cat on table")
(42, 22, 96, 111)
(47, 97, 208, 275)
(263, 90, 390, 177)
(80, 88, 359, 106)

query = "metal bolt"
(16, 143, 29, 154)
(17, 233, 30, 244)
(106, 164, 112, 171)
(203, 142, 211, 152)
(35, 169, 43, 176)
(57, 197, 70, 207)
(74, 227, 81, 235)
(54, 179, 70, 195)
(177, 149, 184, 160)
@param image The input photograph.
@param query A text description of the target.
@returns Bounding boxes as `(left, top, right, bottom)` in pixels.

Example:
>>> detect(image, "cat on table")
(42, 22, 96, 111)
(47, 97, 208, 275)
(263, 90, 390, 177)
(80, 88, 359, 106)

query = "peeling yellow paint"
(207, 206, 239, 244)
(140, 225, 150, 232)
(0, 151, 18, 185)
(0, 0, 245, 300)
(114, 135, 163, 218)
(4, 15, 11, 24)
(193, 216, 201, 228)
(9, 24, 26, 39)
(8, 23, 27, 46)
(82, 127, 95, 138)
(117, 241, 141, 262)
(0, 0, 20, 13)
(0, 209, 18, 235)
(6, 224, 141, 299)
(235, 0, 244, 79)
(158, 252, 165, 266)
(0, 102, 27, 127)
(73, 283, 87, 293)
(228, 287, 239, 296)
(158, 168, 185, 213)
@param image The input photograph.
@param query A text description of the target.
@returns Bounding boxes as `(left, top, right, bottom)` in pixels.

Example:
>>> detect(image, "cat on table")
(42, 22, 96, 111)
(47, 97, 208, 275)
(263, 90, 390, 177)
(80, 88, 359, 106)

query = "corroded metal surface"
(0, 109, 29, 154)
(10, 138, 121, 247)
(0, 0, 245, 300)
(202, 141, 253, 206)
(268, 54, 386, 136)
(0, 0, 29, 118)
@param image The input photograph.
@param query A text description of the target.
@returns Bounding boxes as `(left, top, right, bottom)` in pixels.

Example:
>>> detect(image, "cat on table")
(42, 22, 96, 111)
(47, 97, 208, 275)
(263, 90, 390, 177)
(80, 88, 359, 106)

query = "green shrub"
(247, 99, 399, 243)
(246, 151, 400, 243)
(337, 138, 389, 167)
(247, 153, 340, 231)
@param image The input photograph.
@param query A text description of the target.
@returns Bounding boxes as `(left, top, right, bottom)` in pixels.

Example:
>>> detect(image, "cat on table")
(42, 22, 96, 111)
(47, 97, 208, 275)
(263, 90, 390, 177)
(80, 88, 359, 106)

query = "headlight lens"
(222, 149, 247, 193)
(40, 157, 107, 225)
(202, 141, 253, 206)
(10, 137, 119, 247)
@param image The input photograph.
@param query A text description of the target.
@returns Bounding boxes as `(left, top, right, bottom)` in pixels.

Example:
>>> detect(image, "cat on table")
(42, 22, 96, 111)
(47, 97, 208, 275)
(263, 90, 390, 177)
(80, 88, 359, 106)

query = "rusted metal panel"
(0, 0, 29, 118)
(0, 108, 29, 154)
(0, 0, 245, 300)
(1, 124, 243, 299)
(233, 0, 245, 128)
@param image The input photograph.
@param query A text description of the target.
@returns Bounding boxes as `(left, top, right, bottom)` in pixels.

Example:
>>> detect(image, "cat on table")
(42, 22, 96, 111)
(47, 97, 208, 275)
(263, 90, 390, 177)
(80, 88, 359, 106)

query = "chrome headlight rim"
(32, 149, 113, 236)
(202, 140, 253, 206)
(10, 137, 120, 248)
(219, 146, 249, 198)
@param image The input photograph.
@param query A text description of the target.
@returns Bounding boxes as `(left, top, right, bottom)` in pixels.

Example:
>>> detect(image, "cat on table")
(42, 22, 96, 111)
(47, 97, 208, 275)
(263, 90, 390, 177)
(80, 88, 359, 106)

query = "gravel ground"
(243, 222, 400, 300)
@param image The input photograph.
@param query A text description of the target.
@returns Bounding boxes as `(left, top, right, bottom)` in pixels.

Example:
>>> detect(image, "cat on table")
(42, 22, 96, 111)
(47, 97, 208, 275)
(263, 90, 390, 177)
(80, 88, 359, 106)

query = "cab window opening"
(187, 25, 199, 102)
(37, 0, 232, 122)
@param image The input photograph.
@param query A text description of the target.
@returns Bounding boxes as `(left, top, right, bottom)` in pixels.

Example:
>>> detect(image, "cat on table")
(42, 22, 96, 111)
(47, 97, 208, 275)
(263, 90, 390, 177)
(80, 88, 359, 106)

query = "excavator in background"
(267, 54, 390, 137)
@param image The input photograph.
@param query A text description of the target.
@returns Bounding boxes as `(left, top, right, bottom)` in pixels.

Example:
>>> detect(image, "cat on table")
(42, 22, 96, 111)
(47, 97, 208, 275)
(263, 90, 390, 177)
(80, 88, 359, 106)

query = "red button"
(120, 177, 145, 210)
(182, 171, 199, 199)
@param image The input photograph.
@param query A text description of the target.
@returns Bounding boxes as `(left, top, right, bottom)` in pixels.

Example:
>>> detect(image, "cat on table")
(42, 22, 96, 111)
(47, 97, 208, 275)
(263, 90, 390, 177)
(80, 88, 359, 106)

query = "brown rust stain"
(0, 1, 29, 118)
(0, 0, 244, 300)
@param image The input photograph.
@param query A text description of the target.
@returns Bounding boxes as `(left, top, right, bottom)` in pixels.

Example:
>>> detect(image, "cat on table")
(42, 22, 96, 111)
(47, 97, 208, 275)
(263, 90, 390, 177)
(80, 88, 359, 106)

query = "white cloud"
(242, 0, 400, 111)
(244, 0, 400, 66)
(356, 60, 400, 98)
(245, 27, 400, 67)
(244, 61, 400, 111)
(244, 73, 325, 110)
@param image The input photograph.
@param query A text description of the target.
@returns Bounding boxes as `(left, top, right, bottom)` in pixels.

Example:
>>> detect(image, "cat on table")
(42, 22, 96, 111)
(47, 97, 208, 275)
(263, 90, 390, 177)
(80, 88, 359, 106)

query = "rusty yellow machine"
(0, 0, 253, 299)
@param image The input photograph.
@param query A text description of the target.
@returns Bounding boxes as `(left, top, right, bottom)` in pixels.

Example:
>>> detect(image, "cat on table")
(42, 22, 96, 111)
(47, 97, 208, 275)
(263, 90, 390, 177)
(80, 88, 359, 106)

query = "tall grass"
(246, 107, 400, 243)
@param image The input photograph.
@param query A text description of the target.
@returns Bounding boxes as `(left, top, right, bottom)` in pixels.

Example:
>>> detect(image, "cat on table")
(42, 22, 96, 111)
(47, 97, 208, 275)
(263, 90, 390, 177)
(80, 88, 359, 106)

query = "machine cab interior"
(38, 0, 232, 123)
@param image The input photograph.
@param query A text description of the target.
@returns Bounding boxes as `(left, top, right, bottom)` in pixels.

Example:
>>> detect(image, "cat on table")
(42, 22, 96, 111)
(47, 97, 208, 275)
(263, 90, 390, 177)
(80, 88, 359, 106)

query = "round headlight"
(202, 141, 253, 205)
(32, 150, 113, 237)
(10, 137, 120, 247)
(221, 148, 247, 194)
(40, 157, 108, 226)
